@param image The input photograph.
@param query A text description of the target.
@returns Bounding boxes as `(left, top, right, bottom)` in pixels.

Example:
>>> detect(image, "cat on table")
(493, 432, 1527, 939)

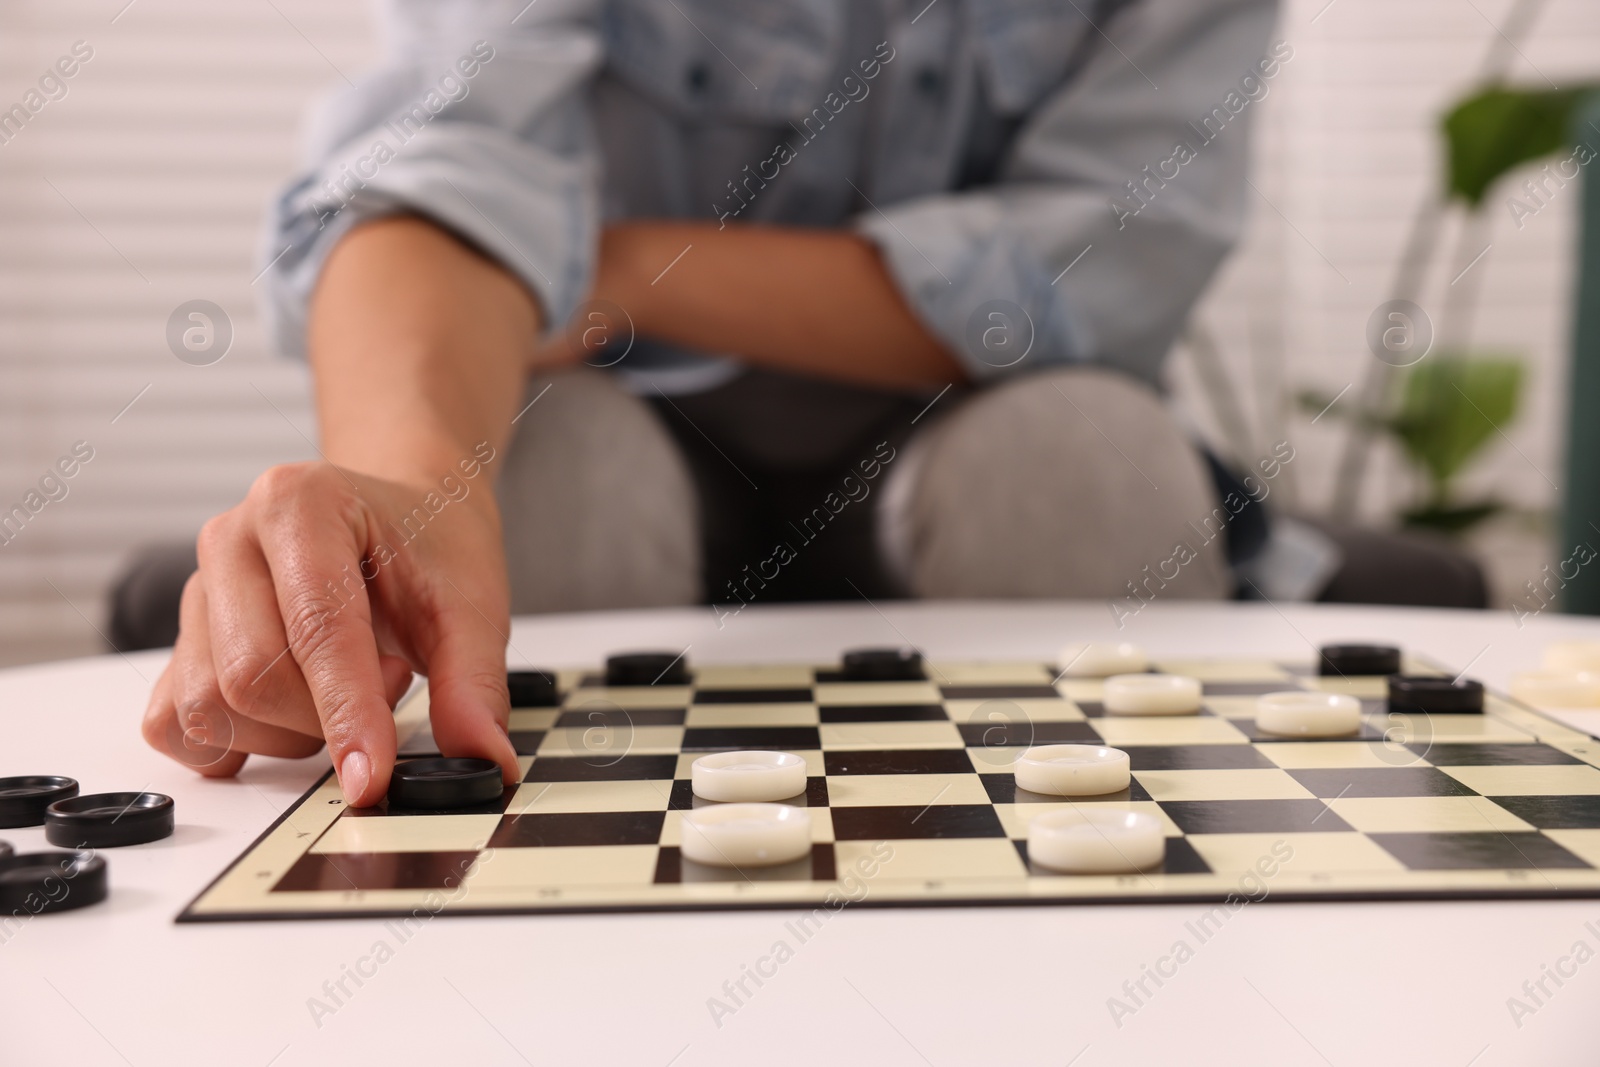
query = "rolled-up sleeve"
(856, 0, 1278, 385)
(260, 0, 603, 358)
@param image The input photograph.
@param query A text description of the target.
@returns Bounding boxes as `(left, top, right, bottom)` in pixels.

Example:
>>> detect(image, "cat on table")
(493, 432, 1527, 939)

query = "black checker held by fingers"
(0, 851, 107, 914)
(605, 651, 689, 687)
(507, 669, 560, 707)
(841, 647, 924, 681)
(1388, 675, 1484, 714)
(0, 775, 79, 829)
(45, 792, 173, 848)
(1319, 644, 1402, 677)
(387, 758, 504, 809)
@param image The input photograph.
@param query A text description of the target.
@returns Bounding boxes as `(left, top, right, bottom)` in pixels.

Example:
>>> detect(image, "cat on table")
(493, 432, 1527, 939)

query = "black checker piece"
(1371, 832, 1590, 870)
(507, 670, 559, 707)
(816, 648, 924, 683)
(386, 758, 503, 810)
(0, 776, 79, 829)
(824, 749, 973, 775)
(831, 805, 1003, 840)
(682, 727, 821, 751)
(957, 721, 1099, 747)
(1484, 795, 1600, 829)
(820, 704, 947, 723)
(489, 811, 666, 849)
(555, 707, 686, 728)
(841, 647, 924, 681)
(1388, 676, 1483, 714)
(524, 754, 678, 782)
(1319, 644, 1401, 677)
(605, 651, 689, 687)
(1411, 743, 1581, 766)
(1287, 767, 1477, 798)
(1159, 800, 1352, 834)
(692, 688, 813, 704)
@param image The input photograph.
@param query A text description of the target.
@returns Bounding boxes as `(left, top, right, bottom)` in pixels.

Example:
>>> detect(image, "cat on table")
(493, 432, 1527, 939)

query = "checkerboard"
(179, 655, 1600, 921)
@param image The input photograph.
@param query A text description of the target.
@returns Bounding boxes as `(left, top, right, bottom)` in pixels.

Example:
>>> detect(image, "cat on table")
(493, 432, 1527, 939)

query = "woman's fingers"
(197, 512, 323, 738)
(255, 474, 396, 806)
(166, 573, 325, 766)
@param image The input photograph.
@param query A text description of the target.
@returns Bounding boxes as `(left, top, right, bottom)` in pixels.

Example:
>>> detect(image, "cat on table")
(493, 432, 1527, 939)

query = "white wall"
(0, 0, 375, 664)
(0, 0, 1596, 665)
(1173, 0, 1600, 604)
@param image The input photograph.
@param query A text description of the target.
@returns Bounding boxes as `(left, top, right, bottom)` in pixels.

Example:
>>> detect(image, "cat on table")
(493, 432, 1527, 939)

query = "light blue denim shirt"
(262, 0, 1279, 393)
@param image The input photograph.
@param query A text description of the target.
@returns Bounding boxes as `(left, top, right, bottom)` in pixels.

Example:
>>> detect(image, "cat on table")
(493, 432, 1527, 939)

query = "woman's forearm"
(308, 216, 547, 483)
(596, 220, 966, 390)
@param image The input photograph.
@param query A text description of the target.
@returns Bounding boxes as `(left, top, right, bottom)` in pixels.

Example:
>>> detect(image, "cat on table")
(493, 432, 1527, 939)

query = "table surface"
(4, 599, 1599, 1067)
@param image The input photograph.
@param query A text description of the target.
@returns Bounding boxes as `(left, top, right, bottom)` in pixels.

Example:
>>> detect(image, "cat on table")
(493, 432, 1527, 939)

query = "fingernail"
(340, 750, 371, 805)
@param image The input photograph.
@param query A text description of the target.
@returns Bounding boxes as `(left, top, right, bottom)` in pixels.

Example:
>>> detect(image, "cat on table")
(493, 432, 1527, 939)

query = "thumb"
(419, 596, 520, 786)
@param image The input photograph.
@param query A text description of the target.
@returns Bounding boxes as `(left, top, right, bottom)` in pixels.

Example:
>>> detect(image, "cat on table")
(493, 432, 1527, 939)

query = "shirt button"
(915, 68, 944, 96)
(686, 61, 711, 93)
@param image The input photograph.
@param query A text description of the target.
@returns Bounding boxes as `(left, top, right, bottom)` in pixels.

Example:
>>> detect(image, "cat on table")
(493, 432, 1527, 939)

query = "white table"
(3, 601, 1598, 1067)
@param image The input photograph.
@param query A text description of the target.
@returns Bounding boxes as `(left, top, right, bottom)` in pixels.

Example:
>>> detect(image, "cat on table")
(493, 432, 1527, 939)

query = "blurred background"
(0, 0, 1598, 667)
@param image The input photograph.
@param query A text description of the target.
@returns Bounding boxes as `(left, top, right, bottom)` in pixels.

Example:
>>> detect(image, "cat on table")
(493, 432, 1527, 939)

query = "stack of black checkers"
(0, 775, 177, 916)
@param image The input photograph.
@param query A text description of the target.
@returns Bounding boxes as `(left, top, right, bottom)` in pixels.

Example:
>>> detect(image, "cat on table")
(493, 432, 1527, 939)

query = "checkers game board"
(179, 653, 1600, 921)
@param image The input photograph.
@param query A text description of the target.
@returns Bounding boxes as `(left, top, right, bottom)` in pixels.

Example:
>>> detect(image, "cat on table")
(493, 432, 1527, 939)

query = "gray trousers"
(497, 366, 1230, 614)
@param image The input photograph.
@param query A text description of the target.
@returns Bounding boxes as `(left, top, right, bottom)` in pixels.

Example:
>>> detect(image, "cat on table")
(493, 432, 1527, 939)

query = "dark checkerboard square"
(682, 726, 821, 751)
(1202, 682, 1301, 696)
(1234, 720, 1387, 743)
(940, 685, 1064, 700)
(555, 707, 686, 728)
(831, 805, 1004, 840)
(1014, 836, 1211, 875)
(524, 754, 678, 782)
(1123, 745, 1276, 771)
(692, 688, 814, 704)
(820, 704, 948, 723)
(1160, 800, 1352, 834)
(814, 667, 926, 683)
(508, 730, 546, 756)
(1078, 701, 1215, 719)
(667, 777, 827, 809)
(1371, 832, 1591, 870)
(1412, 743, 1582, 766)
(489, 811, 666, 848)
(274, 851, 479, 892)
(824, 749, 974, 775)
(344, 786, 516, 819)
(957, 721, 1099, 747)
(981, 774, 1153, 805)
(1484, 795, 1600, 829)
(1287, 768, 1477, 798)
(654, 843, 836, 883)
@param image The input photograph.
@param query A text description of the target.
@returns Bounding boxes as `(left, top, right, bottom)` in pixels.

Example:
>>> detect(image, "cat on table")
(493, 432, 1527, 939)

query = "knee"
(898, 367, 1230, 600)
